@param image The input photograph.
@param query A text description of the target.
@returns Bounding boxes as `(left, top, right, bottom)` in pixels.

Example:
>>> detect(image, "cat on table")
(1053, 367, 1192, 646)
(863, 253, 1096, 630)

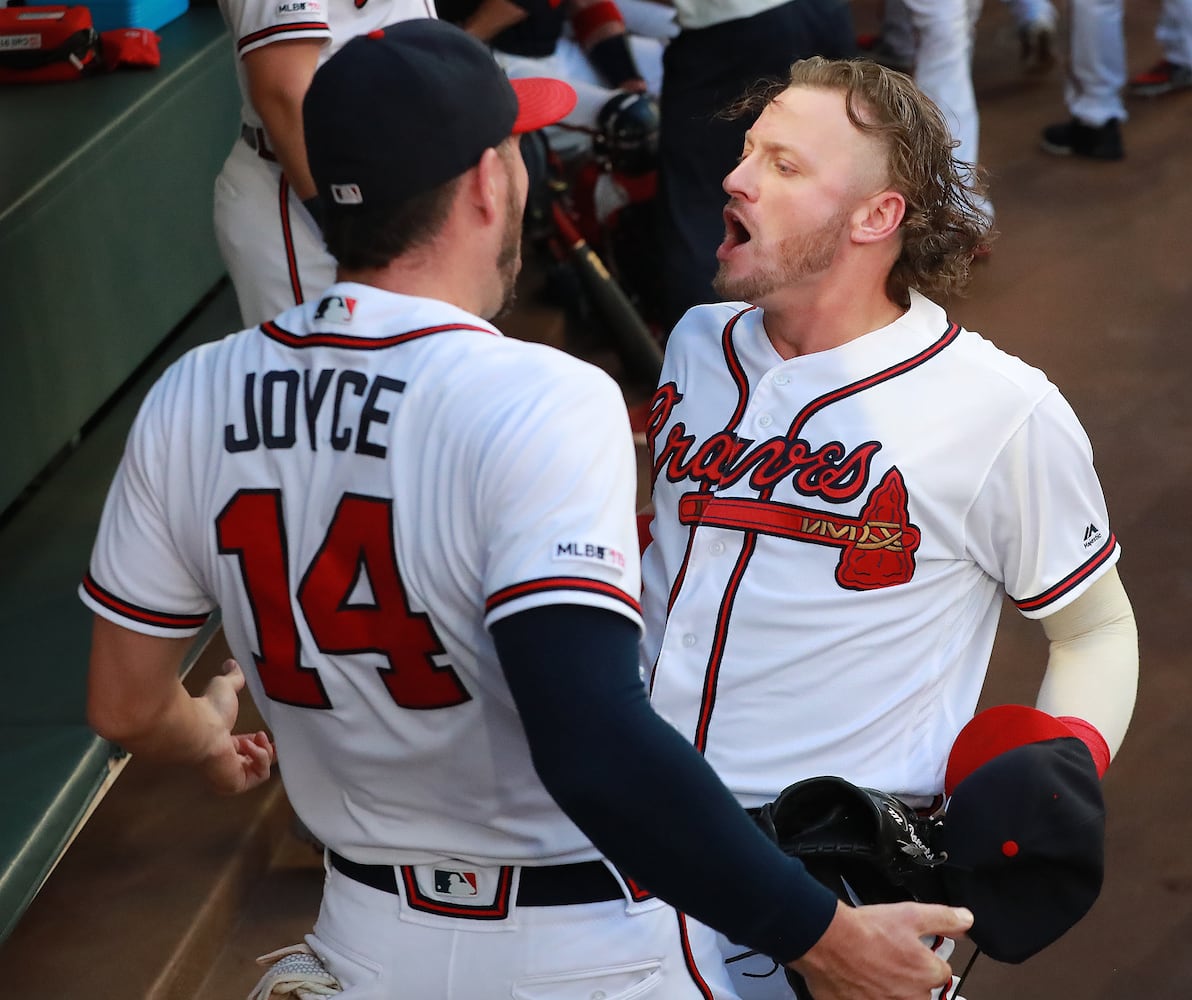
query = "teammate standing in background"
(640, 56, 1138, 998)
(1040, 0, 1192, 160)
(653, 0, 855, 333)
(1127, 0, 1192, 96)
(81, 21, 970, 1000)
(212, 0, 435, 327)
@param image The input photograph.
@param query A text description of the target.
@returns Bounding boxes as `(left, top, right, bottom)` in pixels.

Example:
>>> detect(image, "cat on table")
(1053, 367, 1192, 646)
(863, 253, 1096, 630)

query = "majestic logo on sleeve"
(649, 382, 920, 590)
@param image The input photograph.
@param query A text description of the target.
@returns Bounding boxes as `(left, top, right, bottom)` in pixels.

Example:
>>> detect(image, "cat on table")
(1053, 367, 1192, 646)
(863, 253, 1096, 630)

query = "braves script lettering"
(646, 383, 881, 503)
(653, 384, 920, 589)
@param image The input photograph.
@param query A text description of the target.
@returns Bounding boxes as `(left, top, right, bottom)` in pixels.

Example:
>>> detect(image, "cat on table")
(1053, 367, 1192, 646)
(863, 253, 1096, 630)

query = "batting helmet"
(593, 92, 660, 176)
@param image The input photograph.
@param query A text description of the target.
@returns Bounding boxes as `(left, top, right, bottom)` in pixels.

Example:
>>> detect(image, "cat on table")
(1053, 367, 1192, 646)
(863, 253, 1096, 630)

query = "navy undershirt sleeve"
(490, 603, 838, 963)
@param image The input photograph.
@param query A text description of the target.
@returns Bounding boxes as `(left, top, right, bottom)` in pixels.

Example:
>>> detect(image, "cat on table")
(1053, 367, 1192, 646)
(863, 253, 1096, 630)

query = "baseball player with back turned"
(640, 56, 1139, 999)
(80, 21, 971, 1000)
(212, 0, 435, 327)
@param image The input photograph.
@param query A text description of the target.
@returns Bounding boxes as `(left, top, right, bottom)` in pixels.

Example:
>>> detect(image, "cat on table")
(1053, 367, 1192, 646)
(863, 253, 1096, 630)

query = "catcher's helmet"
(593, 92, 660, 176)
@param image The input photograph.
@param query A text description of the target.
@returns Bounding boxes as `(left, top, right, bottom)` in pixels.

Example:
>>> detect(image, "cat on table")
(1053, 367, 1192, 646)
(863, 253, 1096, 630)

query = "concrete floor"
(2, 1, 1190, 996)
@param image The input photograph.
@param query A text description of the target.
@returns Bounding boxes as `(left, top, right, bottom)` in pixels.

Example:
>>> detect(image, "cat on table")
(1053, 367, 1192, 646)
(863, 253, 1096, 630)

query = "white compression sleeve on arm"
(1035, 566, 1138, 759)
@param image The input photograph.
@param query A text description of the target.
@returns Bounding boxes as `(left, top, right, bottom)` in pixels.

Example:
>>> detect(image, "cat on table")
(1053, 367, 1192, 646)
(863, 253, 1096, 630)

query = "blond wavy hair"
(728, 57, 995, 305)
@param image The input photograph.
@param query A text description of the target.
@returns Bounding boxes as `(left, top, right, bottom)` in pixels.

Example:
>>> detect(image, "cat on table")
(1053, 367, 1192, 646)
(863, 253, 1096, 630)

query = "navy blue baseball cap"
(936, 731, 1106, 964)
(303, 18, 577, 212)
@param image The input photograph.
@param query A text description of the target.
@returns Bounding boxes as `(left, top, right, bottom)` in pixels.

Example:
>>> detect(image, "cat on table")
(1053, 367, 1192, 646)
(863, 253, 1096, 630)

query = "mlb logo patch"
(314, 295, 356, 323)
(434, 869, 479, 897)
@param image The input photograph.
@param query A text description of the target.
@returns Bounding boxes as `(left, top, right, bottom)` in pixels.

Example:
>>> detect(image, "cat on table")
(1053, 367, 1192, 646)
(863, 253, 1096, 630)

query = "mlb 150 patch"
(553, 541, 626, 571)
(276, 0, 323, 17)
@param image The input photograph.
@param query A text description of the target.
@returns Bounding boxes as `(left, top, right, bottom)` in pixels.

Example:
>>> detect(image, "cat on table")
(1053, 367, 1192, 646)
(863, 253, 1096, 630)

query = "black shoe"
(1040, 118, 1124, 161)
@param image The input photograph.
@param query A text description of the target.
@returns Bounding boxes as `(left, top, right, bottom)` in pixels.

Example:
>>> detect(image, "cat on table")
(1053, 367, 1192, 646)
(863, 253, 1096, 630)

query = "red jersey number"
(216, 490, 469, 710)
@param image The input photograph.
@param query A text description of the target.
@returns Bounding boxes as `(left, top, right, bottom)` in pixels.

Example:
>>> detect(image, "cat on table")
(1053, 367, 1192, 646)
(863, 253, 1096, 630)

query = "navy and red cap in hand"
(936, 705, 1107, 964)
(303, 18, 576, 214)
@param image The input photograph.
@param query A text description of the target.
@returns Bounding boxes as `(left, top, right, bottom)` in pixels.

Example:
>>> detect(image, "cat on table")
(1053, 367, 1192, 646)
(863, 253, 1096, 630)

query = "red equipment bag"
(0, 6, 103, 83)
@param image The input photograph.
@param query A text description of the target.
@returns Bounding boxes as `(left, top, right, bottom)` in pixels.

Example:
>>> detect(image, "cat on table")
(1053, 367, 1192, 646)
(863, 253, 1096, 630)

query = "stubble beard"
(713, 210, 849, 303)
(491, 183, 524, 321)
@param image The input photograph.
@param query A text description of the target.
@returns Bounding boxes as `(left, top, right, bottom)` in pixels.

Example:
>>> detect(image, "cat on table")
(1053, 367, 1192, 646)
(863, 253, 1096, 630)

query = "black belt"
(241, 123, 277, 162)
(328, 851, 626, 907)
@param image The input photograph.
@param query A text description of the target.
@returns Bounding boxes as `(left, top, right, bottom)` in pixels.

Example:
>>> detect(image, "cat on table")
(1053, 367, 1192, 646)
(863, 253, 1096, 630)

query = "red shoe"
(1128, 59, 1192, 98)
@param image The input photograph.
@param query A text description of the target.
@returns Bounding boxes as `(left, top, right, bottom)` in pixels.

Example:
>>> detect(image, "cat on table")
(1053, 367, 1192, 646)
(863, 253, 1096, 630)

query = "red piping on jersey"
(278, 175, 304, 309)
(676, 913, 717, 999)
(671, 318, 961, 753)
(660, 307, 755, 621)
(399, 864, 514, 920)
(81, 572, 211, 630)
(651, 306, 755, 491)
(1013, 533, 1118, 612)
(259, 321, 495, 350)
(237, 22, 328, 52)
(486, 577, 641, 615)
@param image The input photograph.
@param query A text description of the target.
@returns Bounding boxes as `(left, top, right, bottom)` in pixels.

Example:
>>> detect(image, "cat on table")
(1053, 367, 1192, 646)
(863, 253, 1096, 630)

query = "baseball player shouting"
(640, 56, 1139, 998)
(80, 21, 970, 1000)
(212, 0, 435, 327)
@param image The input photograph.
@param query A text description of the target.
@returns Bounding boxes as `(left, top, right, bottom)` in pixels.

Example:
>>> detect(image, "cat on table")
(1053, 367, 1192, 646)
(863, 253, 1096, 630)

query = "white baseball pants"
(303, 858, 740, 999)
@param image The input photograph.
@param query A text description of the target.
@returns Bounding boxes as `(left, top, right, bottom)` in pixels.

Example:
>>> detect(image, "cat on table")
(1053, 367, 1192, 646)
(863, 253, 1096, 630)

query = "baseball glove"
(754, 776, 948, 999)
(246, 944, 342, 1000)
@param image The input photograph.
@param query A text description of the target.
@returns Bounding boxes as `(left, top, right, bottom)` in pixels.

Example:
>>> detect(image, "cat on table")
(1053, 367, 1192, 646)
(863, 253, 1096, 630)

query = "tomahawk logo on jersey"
(646, 376, 920, 591)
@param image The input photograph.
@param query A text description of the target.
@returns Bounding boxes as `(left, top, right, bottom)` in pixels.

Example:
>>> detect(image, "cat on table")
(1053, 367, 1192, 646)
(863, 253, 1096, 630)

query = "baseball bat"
(551, 201, 664, 386)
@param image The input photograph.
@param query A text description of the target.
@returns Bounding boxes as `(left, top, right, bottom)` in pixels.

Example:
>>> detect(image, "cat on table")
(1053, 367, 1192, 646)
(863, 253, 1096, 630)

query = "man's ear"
(851, 190, 906, 244)
(470, 146, 504, 223)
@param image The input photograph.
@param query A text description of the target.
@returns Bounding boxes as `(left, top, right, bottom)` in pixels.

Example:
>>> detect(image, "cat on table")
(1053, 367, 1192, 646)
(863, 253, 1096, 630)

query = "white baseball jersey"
(642, 290, 1120, 809)
(213, 0, 436, 328)
(80, 283, 644, 867)
(219, 0, 435, 131)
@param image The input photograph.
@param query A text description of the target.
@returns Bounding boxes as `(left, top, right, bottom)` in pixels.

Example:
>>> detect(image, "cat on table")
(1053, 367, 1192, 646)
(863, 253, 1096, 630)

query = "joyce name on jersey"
(641, 291, 1119, 806)
(80, 284, 642, 867)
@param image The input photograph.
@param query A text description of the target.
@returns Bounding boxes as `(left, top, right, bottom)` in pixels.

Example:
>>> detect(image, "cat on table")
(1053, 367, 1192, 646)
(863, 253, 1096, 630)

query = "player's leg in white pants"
(554, 33, 667, 98)
(307, 861, 740, 999)
(899, 0, 991, 219)
(1065, 0, 1127, 126)
(213, 138, 335, 329)
(1155, 0, 1192, 66)
(714, 927, 968, 1000)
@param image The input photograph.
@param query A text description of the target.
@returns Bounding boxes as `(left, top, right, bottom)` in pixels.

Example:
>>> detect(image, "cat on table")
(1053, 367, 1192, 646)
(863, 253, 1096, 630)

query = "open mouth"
(719, 207, 752, 256)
